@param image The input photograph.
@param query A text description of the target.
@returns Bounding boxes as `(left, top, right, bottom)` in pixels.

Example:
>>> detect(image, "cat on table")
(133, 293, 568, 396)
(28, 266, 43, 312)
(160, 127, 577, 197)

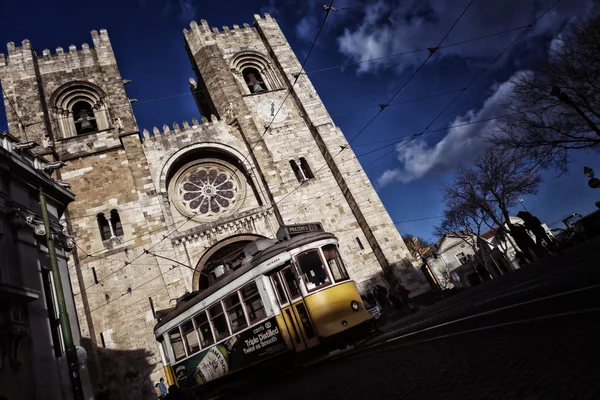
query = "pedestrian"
(165, 385, 186, 400)
(518, 212, 557, 254)
(395, 283, 414, 314)
(510, 224, 544, 262)
(155, 383, 163, 399)
(515, 251, 528, 268)
(159, 378, 168, 399)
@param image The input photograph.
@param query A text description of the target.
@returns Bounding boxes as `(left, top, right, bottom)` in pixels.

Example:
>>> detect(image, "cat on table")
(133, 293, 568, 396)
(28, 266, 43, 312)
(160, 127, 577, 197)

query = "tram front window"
(282, 267, 301, 299)
(168, 328, 186, 361)
(181, 320, 200, 355)
(209, 303, 230, 342)
(322, 244, 349, 282)
(224, 293, 248, 334)
(241, 282, 266, 324)
(296, 250, 331, 291)
(194, 312, 215, 348)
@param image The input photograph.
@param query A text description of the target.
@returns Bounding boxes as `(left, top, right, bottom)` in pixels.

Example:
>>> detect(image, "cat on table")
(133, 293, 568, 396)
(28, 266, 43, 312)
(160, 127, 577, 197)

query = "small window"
(97, 213, 111, 241)
(243, 67, 267, 93)
(194, 312, 214, 348)
(208, 303, 230, 342)
(322, 244, 349, 282)
(224, 293, 248, 334)
(169, 328, 186, 361)
(241, 282, 266, 325)
(456, 252, 469, 265)
(110, 210, 124, 237)
(296, 250, 331, 291)
(282, 267, 301, 300)
(299, 158, 314, 179)
(270, 274, 289, 306)
(181, 320, 200, 355)
(73, 101, 98, 135)
(356, 237, 364, 250)
(290, 160, 305, 182)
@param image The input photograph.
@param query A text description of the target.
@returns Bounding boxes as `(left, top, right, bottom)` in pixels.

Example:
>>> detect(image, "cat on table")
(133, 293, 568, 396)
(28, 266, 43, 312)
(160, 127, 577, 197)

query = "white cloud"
(377, 73, 522, 186)
(337, 0, 588, 74)
(296, 16, 317, 42)
(178, 0, 197, 22)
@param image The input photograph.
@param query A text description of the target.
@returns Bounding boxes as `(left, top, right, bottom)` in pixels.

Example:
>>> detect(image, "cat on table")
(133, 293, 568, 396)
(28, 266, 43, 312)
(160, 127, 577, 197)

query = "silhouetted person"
(374, 284, 390, 308)
(395, 283, 414, 314)
(518, 211, 557, 254)
(165, 385, 186, 400)
(510, 224, 544, 263)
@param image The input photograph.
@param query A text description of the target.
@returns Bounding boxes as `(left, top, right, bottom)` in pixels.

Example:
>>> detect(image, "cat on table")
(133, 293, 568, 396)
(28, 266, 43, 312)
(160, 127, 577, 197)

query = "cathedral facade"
(0, 13, 428, 399)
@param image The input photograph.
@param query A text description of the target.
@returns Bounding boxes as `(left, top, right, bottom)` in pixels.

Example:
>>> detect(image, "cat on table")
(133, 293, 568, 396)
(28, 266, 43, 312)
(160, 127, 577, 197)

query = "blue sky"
(1, 0, 599, 240)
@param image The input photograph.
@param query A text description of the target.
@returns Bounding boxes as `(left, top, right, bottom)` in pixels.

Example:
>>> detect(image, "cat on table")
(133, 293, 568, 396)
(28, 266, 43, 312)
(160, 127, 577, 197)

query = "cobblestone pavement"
(228, 287, 600, 400)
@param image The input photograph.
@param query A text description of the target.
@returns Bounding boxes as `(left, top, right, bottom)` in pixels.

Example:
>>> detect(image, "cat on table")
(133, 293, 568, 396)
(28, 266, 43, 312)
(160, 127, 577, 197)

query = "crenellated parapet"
(140, 114, 223, 140)
(0, 29, 115, 76)
(183, 13, 276, 55)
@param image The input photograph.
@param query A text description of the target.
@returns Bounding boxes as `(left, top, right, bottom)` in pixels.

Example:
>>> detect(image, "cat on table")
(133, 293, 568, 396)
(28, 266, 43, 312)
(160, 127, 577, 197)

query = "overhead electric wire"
(279, 0, 562, 221)
(270, 0, 477, 211)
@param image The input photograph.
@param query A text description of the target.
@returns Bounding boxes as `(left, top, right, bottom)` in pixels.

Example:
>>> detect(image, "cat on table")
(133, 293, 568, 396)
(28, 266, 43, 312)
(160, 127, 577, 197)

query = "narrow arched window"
(73, 101, 98, 135)
(290, 160, 305, 182)
(299, 157, 314, 179)
(110, 210, 124, 237)
(97, 213, 111, 241)
(242, 67, 266, 93)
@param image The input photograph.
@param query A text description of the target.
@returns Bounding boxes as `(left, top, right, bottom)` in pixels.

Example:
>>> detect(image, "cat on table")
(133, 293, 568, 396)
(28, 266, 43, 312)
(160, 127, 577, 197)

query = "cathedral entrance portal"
(192, 234, 265, 291)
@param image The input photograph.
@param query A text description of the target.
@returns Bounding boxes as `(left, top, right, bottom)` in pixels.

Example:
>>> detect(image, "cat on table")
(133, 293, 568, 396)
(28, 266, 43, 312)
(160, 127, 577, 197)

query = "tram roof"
(154, 231, 336, 333)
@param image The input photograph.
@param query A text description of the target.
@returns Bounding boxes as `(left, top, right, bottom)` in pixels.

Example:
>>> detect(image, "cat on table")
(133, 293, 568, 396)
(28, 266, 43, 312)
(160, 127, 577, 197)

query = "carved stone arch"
(192, 233, 266, 292)
(229, 50, 284, 94)
(50, 81, 111, 138)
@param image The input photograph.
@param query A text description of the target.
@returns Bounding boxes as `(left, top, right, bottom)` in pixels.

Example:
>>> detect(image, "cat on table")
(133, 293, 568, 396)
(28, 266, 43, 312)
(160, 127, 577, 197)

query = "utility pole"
(39, 187, 84, 400)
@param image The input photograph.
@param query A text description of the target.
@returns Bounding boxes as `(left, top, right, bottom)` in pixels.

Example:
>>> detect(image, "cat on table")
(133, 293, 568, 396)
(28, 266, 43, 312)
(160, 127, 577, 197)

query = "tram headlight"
(351, 300, 360, 311)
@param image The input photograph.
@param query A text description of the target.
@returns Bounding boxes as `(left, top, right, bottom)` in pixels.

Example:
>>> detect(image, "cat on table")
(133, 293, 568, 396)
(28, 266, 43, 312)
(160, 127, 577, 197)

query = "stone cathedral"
(0, 13, 428, 399)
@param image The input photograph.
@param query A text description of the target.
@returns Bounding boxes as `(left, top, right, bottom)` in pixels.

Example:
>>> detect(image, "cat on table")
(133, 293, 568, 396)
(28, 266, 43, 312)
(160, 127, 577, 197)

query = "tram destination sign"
(173, 317, 287, 389)
(277, 222, 324, 240)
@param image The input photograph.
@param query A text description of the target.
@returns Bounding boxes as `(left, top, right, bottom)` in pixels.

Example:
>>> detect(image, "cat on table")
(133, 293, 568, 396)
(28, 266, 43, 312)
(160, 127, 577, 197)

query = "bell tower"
(184, 14, 429, 295)
(0, 30, 137, 158)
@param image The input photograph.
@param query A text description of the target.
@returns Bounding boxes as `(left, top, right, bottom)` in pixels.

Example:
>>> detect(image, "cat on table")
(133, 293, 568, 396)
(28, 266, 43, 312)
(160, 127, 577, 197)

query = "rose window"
(172, 161, 245, 220)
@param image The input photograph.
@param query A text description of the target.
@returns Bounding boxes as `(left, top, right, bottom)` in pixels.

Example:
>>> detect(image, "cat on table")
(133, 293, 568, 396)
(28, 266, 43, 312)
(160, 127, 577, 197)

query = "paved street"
(229, 285, 600, 400)
(214, 239, 600, 400)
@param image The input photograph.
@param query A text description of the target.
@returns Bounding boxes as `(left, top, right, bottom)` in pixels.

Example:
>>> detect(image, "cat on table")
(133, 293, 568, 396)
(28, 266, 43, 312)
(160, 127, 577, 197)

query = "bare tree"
(492, 9, 600, 171)
(403, 233, 434, 259)
(444, 149, 543, 232)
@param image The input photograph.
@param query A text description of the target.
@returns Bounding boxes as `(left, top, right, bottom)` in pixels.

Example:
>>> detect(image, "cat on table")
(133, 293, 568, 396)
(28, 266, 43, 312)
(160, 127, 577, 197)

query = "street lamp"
(584, 166, 600, 189)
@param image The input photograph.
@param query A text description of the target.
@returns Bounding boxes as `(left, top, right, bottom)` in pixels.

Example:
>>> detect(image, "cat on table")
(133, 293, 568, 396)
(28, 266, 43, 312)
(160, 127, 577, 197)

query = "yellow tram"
(153, 224, 373, 391)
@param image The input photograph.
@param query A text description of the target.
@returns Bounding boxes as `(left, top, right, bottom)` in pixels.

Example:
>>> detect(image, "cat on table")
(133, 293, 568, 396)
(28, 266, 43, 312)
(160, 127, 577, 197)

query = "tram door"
(270, 264, 320, 352)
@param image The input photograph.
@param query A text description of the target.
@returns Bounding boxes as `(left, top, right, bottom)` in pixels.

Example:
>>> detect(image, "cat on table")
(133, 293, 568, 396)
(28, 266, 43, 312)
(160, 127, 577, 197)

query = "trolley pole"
(39, 187, 84, 400)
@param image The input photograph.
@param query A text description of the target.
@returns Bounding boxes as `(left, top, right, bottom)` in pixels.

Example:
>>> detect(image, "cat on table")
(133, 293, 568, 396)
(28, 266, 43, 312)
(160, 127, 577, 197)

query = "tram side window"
(322, 244, 349, 282)
(296, 250, 331, 291)
(181, 320, 200, 355)
(209, 303, 230, 341)
(194, 312, 215, 348)
(169, 328, 186, 362)
(224, 293, 248, 334)
(241, 282, 266, 324)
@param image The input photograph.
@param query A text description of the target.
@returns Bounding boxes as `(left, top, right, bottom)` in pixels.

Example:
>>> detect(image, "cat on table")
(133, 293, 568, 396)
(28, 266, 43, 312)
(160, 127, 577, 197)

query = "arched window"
(51, 81, 110, 139)
(242, 68, 266, 93)
(299, 157, 314, 179)
(73, 101, 98, 135)
(110, 210, 124, 237)
(97, 213, 111, 241)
